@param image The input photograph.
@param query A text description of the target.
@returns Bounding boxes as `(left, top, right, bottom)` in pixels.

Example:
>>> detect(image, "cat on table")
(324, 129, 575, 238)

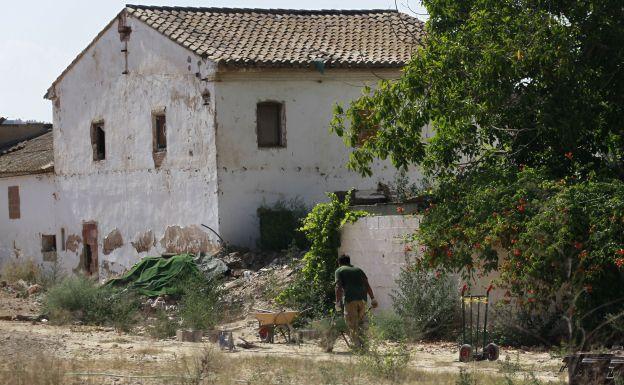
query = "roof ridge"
(125, 4, 399, 15)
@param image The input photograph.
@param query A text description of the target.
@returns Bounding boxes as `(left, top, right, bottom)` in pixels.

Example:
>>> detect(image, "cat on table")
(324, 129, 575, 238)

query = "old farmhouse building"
(0, 5, 423, 278)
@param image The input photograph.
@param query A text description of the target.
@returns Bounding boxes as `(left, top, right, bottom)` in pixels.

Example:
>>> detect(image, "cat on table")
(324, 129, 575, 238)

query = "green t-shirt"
(335, 264, 368, 303)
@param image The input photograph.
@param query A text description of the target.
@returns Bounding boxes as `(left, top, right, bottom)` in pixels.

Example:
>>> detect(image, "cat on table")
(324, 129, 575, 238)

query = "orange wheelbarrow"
(253, 309, 300, 343)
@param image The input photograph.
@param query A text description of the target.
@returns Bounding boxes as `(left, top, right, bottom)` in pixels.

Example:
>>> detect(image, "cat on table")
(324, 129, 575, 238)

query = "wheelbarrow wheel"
(459, 344, 473, 362)
(485, 343, 500, 361)
(259, 325, 274, 343)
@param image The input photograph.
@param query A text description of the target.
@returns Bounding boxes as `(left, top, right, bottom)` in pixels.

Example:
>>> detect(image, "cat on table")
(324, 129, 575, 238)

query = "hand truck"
(459, 284, 500, 362)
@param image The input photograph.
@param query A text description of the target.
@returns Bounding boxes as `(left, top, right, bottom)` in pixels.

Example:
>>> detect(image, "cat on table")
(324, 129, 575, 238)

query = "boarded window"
(257, 102, 284, 147)
(41, 234, 57, 252)
(91, 122, 106, 161)
(154, 114, 167, 151)
(8, 186, 20, 219)
(42, 234, 57, 262)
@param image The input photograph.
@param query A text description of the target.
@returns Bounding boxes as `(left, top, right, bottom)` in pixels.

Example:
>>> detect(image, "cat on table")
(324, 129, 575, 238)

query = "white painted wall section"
(47, 14, 220, 278)
(0, 174, 58, 269)
(215, 70, 423, 247)
(339, 215, 420, 311)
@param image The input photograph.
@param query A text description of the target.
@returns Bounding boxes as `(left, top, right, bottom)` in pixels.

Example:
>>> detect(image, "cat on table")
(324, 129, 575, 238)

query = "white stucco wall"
(214, 70, 422, 247)
(0, 174, 58, 269)
(339, 215, 419, 311)
(47, 13, 220, 277)
(339, 214, 505, 312)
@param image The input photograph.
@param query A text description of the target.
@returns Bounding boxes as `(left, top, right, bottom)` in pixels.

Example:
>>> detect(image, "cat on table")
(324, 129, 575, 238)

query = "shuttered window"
(8, 186, 19, 219)
(257, 102, 284, 147)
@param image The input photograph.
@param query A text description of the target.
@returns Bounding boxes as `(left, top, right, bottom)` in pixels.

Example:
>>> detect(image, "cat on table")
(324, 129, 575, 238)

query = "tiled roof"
(0, 131, 54, 178)
(125, 5, 424, 68)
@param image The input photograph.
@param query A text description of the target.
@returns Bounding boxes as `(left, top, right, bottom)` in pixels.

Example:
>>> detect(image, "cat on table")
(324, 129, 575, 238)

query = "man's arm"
(364, 276, 378, 308)
(335, 270, 343, 311)
(335, 282, 344, 306)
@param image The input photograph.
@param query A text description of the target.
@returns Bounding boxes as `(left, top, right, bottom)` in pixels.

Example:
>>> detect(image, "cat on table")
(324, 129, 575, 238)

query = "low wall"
(339, 214, 504, 312)
(339, 215, 420, 311)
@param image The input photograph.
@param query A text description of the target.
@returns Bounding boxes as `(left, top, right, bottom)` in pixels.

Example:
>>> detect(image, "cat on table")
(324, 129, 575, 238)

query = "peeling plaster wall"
(214, 70, 423, 247)
(49, 14, 219, 278)
(0, 174, 59, 269)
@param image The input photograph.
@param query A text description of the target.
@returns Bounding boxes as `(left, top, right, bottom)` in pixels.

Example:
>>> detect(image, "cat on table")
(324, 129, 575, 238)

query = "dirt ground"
(0, 289, 566, 384)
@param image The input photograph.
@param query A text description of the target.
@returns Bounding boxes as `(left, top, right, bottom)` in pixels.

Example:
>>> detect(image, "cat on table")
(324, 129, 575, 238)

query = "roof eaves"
(0, 168, 54, 179)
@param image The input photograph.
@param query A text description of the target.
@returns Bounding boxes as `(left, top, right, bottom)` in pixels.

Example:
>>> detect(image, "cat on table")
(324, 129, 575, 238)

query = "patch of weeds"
(358, 334, 410, 383)
(0, 353, 65, 385)
(149, 310, 179, 339)
(1, 258, 42, 284)
(179, 275, 222, 330)
(44, 275, 140, 330)
(456, 368, 476, 385)
(370, 311, 407, 342)
(178, 345, 221, 385)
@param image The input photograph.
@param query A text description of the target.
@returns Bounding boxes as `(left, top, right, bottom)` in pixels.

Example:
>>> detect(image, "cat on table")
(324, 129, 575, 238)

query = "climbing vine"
(276, 192, 367, 316)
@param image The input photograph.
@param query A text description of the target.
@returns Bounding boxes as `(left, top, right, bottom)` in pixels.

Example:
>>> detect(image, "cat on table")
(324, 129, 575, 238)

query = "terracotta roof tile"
(0, 131, 54, 177)
(125, 5, 424, 68)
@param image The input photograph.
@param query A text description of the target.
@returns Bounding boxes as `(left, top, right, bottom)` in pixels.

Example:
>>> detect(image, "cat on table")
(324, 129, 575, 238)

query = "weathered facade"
(0, 6, 424, 278)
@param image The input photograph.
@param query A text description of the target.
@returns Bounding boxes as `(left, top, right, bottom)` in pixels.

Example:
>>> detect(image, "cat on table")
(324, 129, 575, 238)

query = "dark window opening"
(61, 228, 66, 251)
(257, 102, 284, 147)
(91, 122, 106, 161)
(8, 186, 20, 219)
(83, 244, 93, 274)
(154, 114, 167, 151)
(41, 234, 57, 252)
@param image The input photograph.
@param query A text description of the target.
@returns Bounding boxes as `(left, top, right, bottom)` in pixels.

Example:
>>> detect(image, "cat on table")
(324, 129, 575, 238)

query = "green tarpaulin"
(106, 254, 200, 297)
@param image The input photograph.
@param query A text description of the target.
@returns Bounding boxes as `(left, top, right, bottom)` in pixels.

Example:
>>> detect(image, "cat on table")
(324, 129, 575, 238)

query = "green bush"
(370, 312, 407, 342)
(257, 198, 309, 251)
(276, 192, 367, 316)
(179, 276, 222, 330)
(44, 275, 139, 331)
(149, 310, 179, 339)
(391, 265, 460, 340)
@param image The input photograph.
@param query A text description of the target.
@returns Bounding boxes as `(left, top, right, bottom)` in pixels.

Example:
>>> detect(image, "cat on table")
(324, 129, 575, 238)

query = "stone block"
(176, 329, 203, 342)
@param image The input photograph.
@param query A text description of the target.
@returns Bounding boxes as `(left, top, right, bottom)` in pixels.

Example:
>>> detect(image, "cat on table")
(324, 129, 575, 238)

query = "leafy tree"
(332, 0, 624, 344)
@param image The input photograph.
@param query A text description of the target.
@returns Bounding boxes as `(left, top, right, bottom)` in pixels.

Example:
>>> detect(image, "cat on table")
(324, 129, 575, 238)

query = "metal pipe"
(476, 297, 480, 351)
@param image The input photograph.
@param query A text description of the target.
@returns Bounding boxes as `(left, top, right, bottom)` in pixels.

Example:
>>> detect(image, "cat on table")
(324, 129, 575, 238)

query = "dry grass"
(0, 258, 42, 284)
(0, 346, 566, 385)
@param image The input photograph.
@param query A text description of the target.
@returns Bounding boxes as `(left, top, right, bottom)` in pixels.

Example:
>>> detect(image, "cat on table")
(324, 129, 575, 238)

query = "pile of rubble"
(219, 248, 305, 318)
(0, 280, 44, 321)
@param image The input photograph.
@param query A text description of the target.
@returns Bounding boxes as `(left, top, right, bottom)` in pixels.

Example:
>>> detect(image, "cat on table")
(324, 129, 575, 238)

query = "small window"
(42, 234, 57, 262)
(8, 186, 20, 219)
(41, 234, 57, 252)
(257, 102, 285, 147)
(91, 121, 105, 161)
(153, 114, 167, 151)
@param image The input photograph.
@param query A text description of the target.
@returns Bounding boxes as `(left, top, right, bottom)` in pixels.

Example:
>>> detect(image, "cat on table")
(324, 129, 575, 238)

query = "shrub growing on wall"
(257, 198, 309, 251)
(276, 192, 366, 316)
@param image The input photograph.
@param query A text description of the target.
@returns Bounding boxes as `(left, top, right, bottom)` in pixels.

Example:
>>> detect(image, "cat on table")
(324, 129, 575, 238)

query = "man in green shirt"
(335, 254, 378, 349)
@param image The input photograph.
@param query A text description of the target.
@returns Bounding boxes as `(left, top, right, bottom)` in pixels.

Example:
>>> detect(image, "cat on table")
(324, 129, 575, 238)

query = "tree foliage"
(331, 0, 624, 342)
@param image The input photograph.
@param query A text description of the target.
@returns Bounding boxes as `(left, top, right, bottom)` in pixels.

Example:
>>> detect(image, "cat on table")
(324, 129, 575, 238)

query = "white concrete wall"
(339, 215, 419, 311)
(0, 174, 58, 269)
(47, 13, 220, 278)
(214, 70, 423, 247)
(339, 214, 505, 312)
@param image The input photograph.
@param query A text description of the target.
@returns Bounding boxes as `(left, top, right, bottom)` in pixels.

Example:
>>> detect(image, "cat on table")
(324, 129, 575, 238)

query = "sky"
(0, 0, 427, 122)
